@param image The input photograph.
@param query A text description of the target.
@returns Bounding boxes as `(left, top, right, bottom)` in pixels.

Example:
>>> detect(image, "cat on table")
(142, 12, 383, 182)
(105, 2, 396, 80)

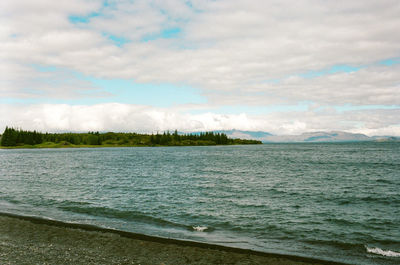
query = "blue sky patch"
(378, 58, 400, 66)
(86, 77, 206, 107)
(299, 64, 361, 79)
(68, 0, 114, 24)
(142, 28, 181, 42)
(69, 15, 90, 24)
(103, 33, 130, 47)
(23, 65, 205, 106)
(69, 12, 100, 24)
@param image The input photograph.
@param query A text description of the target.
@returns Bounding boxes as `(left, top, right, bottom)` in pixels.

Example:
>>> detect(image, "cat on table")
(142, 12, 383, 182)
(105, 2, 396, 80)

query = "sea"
(0, 143, 399, 264)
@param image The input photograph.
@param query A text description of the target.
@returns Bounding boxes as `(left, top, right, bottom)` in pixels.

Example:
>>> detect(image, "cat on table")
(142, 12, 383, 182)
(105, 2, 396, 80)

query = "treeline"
(1, 127, 43, 146)
(0, 127, 261, 147)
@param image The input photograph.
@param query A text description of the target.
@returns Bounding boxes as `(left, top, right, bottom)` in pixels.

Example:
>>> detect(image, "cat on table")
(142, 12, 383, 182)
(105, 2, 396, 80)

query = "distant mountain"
(211, 130, 372, 142)
(189, 130, 399, 143)
(263, 131, 372, 143)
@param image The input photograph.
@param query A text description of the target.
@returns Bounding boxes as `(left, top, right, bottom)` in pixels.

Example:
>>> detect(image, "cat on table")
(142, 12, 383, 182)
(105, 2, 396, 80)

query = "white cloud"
(3, 0, 400, 95)
(1, 63, 106, 99)
(227, 64, 400, 106)
(1, 0, 400, 134)
(1, 103, 399, 136)
(0, 103, 266, 133)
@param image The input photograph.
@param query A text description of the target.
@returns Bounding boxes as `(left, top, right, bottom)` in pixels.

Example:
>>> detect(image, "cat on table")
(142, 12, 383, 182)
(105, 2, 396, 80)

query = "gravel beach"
(0, 214, 344, 265)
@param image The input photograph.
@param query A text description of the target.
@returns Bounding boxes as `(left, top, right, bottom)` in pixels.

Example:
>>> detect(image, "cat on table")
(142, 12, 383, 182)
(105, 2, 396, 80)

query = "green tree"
(87, 134, 100, 145)
(1, 127, 18, 146)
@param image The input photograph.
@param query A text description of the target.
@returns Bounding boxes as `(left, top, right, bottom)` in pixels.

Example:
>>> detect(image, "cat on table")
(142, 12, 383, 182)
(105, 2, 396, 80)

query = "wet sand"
(0, 213, 346, 265)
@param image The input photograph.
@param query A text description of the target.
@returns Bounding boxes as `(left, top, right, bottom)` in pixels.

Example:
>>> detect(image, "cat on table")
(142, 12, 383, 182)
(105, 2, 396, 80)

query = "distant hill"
(263, 131, 371, 143)
(371, 136, 400, 142)
(207, 130, 399, 143)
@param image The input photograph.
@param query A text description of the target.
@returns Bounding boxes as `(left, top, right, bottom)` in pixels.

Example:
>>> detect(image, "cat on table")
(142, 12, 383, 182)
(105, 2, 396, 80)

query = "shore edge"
(0, 212, 348, 265)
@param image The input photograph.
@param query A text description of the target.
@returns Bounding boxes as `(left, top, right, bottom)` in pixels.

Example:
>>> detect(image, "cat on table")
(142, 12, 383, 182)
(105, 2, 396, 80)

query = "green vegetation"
(0, 127, 261, 148)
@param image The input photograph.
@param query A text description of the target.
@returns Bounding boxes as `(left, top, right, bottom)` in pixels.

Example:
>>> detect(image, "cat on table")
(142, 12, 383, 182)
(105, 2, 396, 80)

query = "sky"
(1, 0, 400, 136)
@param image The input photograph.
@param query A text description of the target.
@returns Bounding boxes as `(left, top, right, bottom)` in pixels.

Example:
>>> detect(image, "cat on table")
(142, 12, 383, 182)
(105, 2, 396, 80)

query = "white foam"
(366, 246, 400, 257)
(192, 226, 208, 232)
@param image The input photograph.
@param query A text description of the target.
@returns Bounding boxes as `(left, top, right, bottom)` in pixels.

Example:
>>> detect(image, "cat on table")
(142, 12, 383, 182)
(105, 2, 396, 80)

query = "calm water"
(1, 143, 399, 264)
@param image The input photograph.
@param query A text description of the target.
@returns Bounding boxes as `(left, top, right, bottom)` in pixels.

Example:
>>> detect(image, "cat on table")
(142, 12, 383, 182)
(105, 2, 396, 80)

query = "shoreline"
(0, 143, 261, 149)
(0, 212, 348, 265)
(1, 141, 395, 149)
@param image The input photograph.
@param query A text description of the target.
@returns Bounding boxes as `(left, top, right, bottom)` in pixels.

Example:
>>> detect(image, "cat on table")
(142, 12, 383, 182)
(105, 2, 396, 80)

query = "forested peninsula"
(0, 127, 261, 148)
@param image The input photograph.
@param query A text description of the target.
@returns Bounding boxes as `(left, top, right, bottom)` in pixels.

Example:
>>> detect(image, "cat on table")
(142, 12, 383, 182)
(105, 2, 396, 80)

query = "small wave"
(324, 217, 355, 226)
(338, 200, 351, 205)
(375, 178, 394, 184)
(192, 226, 209, 232)
(303, 239, 362, 251)
(366, 246, 400, 257)
(60, 205, 190, 230)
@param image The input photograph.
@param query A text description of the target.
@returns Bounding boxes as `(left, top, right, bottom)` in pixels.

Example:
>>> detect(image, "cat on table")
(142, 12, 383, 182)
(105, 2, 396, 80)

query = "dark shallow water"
(1, 143, 399, 264)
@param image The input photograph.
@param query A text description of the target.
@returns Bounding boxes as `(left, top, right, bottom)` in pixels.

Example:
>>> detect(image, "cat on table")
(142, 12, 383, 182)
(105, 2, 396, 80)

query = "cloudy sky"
(1, 0, 399, 135)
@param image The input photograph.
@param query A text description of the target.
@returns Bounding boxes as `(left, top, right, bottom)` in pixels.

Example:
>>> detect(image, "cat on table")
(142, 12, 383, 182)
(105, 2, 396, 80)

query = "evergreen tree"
(1, 127, 18, 146)
(173, 130, 179, 141)
(1, 126, 261, 147)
